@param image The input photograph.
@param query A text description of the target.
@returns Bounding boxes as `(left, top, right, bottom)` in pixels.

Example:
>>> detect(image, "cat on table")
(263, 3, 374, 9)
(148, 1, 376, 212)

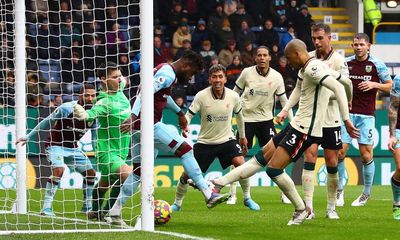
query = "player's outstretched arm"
(17, 105, 65, 145)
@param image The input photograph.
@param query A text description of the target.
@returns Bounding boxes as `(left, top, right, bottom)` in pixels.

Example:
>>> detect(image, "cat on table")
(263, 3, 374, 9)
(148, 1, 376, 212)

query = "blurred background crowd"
(0, 0, 328, 109)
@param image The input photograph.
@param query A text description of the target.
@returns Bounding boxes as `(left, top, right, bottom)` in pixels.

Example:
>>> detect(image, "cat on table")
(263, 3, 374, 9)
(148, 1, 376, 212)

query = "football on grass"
(154, 199, 172, 225)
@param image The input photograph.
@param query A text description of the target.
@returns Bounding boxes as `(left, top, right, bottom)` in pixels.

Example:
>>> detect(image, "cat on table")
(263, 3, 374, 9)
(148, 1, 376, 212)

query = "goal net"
(0, 0, 154, 234)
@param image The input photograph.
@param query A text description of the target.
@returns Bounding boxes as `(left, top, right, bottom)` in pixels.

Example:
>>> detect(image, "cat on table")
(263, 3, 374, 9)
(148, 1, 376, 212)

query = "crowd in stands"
(0, 0, 319, 108)
(154, 0, 316, 107)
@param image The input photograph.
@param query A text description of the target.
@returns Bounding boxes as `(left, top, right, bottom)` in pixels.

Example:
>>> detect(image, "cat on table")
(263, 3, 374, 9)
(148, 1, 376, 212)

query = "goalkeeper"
(105, 51, 231, 224)
(73, 62, 132, 222)
(16, 85, 97, 217)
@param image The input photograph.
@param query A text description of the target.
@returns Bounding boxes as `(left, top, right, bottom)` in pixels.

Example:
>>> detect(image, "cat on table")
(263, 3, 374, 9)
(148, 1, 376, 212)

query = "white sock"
(302, 169, 314, 210)
(174, 180, 189, 206)
(327, 172, 338, 210)
(229, 181, 238, 198)
(239, 178, 251, 199)
(274, 173, 305, 210)
(214, 157, 262, 186)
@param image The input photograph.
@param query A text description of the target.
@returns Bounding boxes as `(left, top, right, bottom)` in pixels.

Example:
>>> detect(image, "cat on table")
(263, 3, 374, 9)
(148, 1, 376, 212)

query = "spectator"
(235, 20, 256, 51)
(167, 2, 188, 37)
(244, 0, 270, 26)
(191, 19, 215, 52)
(154, 25, 167, 45)
(106, 22, 127, 50)
(49, 94, 62, 107)
(61, 50, 85, 94)
(215, 18, 235, 52)
(27, 72, 43, 99)
(294, 4, 314, 51)
(272, 0, 287, 25)
(226, 55, 243, 89)
(240, 41, 255, 67)
(60, 17, 82, 49)
(154, 36, 172, 66)
(270, 45, 281, 70)
(286, 0, 299, 23)
(228, 3, 254, 37)
(258, 19, 280, 51)
(175, 39, 192, 60)
(174, 95, 188, 112)
(218, 39, 241, 68)
(277, 55, 297, 98)
(183, 0, 199, 25)
(279, 23, 296, 52)
(59, 0, 71, 22)
(36, 19, 60, 60)
(208, 3, 227, 34)
(119, 53, 130, 78)
(0, 69, 15, 107)
(172, 22, 192, 56)
(224, 0, 238, 16)
(276, 56, 297, 83)
(199, 39, 217, 67)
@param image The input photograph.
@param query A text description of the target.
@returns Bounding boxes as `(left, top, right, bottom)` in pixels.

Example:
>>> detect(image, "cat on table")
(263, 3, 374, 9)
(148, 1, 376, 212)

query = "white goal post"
(0, 0, 154, 234)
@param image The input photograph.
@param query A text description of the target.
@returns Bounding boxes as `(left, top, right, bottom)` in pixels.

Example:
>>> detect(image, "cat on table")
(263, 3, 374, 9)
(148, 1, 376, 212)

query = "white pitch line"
(373, 198, 392, 201)
(155, 230, 216, 240)
(1, 213, 215, 240)
(29, 212, 121, 227)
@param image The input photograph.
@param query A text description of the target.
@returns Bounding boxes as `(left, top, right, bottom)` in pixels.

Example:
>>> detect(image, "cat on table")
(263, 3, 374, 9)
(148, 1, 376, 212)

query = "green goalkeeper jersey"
(86, 81, 131, 159)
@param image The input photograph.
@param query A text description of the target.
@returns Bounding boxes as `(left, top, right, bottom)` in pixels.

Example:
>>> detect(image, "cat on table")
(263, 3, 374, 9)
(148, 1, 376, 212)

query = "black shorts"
(240, 120, 276, 149)
(193, 140, 243, 173)
(321, 126, 342, 150)
(272, 124, 322, 162)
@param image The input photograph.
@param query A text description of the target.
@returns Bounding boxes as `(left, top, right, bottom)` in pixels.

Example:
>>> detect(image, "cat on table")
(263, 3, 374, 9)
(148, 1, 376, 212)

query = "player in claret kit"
(337, 33, 392, 207)
(104, 51, 231, 225)
(17, 84, 97, 217)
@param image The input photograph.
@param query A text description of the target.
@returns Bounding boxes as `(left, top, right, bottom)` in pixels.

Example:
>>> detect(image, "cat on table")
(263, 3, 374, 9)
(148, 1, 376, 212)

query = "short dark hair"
(256, 45, 270, 54)
(208, 64, 226, 75)
(354, 33, 370, 43)
(181, 50, 205, 71)
(312, 23, 331, 34)
(79, 84, 96, 94)
(96, 61, 119, 79)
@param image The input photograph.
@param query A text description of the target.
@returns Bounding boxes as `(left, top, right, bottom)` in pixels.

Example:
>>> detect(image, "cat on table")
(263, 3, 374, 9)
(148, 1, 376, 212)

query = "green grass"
(0, 186, 399, 239)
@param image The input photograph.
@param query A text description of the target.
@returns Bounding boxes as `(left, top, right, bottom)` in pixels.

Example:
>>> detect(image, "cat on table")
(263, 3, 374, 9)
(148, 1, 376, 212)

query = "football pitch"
(0, 185, 398, 240)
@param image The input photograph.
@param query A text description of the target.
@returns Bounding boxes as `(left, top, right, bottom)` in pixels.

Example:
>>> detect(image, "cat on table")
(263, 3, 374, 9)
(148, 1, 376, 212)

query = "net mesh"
(0, 0, 142, 232)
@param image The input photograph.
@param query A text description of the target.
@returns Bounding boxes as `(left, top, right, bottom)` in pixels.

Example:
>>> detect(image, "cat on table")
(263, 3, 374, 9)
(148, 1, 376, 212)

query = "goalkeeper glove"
(73, 104, 88, 121)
